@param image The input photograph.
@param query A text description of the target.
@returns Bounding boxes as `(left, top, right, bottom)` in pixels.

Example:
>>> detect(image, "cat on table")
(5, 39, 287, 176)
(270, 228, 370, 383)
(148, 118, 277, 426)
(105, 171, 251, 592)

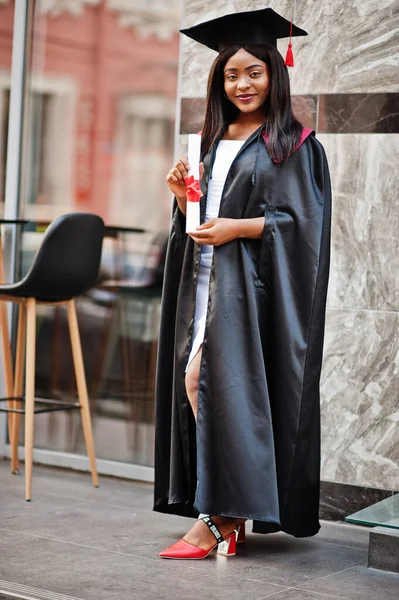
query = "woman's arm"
(234, 217, 264, 240)
(175, 195, 187, 216)
(189, 217, 264, 246)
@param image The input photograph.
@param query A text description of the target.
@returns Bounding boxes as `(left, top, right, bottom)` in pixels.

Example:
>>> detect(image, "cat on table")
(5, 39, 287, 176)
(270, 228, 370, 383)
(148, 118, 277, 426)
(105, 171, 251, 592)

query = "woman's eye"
(250, 72, 261, 78)
(227, 75, 237, 81)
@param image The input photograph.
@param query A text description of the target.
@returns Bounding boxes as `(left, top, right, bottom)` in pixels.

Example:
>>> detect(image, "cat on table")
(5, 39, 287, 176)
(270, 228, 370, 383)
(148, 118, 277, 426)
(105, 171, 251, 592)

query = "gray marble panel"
(175, 133, 188, 159)
(290, 0, 399, 94)
(318, 94, 399, 134)
(182, 0, 399, 96)
(320, 307, 399, 490)
(319, 133, 399, 311)
(180, 97, 206, 134)
(291, 94, 317, 129)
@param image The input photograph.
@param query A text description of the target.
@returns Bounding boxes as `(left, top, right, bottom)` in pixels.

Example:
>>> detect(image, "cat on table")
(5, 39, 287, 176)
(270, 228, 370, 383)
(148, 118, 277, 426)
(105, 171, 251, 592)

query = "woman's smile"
(236, 93, 256, 102)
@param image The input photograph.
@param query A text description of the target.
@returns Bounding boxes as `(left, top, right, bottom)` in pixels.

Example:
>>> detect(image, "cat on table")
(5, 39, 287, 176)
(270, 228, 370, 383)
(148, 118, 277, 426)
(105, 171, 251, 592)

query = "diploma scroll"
(185, 134, 202, 233)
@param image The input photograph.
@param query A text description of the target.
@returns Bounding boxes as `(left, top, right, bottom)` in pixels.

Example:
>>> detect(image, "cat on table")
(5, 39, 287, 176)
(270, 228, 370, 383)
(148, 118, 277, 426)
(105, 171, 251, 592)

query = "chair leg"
(10, 302, 27, 474)
(0, 299, 15, 463)
(0, 240, 15, 462)
(66, 299, 99, 487)
(25, 298, 36, 501)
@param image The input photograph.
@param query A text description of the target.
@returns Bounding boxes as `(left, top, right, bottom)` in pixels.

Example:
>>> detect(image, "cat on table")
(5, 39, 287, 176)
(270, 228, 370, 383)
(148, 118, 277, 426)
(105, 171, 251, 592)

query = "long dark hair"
(201, 44, 302, 162)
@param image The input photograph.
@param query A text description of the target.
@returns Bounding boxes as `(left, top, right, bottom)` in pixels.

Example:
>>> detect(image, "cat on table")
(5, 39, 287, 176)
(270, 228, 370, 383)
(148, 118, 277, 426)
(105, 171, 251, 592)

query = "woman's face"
(224, 48, 270, 114)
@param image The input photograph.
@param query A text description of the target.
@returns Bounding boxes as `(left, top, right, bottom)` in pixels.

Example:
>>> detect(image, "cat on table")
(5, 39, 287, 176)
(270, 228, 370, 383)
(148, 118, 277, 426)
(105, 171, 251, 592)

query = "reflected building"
(1, 0, 180, 229)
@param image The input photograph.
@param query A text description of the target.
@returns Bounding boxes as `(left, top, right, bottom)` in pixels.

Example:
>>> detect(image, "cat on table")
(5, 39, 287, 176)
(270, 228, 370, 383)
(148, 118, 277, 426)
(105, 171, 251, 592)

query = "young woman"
(154, 8, 331, 560)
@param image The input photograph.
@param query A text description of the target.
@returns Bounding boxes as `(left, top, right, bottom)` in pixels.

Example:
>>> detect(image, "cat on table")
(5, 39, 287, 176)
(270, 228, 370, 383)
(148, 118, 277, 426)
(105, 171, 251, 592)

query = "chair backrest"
(22, 213, 104, 301)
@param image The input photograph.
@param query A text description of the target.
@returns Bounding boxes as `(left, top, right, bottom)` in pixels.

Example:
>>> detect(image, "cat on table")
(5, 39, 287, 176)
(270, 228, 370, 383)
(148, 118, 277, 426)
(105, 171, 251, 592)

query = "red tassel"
(285, 43, 294, 67)
(284, 21, 294, 67)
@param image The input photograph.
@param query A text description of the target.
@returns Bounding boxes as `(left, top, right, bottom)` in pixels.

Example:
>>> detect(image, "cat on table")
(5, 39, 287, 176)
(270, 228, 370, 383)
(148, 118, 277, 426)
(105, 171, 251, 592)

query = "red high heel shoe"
(236, 523, 246, 544)
(159, 515, 237, 560)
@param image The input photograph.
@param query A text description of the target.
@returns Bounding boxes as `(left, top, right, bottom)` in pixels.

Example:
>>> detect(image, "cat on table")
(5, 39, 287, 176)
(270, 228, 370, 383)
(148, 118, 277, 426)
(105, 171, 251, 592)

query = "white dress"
(186, 139, 245, 369)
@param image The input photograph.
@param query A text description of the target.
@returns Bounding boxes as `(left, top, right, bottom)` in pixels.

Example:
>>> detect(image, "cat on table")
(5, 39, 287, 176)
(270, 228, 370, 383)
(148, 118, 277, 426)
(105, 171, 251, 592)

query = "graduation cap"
(180, 7, 307, 67)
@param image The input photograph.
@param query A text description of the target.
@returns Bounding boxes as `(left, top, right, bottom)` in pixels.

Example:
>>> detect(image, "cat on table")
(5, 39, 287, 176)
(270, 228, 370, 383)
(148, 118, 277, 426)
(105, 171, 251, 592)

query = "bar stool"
(0, 213, 104, 500)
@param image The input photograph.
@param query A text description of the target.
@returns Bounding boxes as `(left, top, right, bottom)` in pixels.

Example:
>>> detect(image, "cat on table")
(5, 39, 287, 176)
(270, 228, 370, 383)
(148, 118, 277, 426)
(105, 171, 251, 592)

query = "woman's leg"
(183, 345, 239, 548)
(185, 345, 202, 420)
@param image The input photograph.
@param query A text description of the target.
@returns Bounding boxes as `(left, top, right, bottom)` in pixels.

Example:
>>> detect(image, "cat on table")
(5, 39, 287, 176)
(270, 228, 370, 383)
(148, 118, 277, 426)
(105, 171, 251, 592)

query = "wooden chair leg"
(25, 298, 36, 501)
(0, 299, 15, 467)
(10, 302, 27, 473)
(0, 238, 15, 460)
(66, 299, 99, 487)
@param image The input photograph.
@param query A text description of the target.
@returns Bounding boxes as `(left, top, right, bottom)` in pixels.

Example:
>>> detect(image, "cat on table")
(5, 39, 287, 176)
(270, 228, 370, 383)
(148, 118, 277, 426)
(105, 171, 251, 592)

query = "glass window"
(0, 0, 14, 214)
(15, 0, 180, 469)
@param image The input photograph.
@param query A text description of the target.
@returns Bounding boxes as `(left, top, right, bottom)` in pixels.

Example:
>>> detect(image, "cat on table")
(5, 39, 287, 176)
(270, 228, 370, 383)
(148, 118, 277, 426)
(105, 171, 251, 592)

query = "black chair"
(0, 213, 104, 500)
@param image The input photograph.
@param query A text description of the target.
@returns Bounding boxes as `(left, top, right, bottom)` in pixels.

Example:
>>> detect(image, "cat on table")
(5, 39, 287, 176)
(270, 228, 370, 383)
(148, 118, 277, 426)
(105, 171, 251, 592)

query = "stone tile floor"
(0, 460, 398, 600)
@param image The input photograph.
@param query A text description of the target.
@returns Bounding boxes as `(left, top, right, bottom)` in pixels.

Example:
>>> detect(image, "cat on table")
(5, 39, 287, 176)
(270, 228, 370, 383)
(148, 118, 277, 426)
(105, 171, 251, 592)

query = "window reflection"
(10, 0, 180, 468)
(0, 0, 13, 214)
(0, 90, 10, 210)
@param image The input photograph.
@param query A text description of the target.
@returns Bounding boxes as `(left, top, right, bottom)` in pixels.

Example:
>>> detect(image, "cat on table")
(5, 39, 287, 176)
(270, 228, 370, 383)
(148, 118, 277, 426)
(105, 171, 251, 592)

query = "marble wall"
(179, 0, 399, 491)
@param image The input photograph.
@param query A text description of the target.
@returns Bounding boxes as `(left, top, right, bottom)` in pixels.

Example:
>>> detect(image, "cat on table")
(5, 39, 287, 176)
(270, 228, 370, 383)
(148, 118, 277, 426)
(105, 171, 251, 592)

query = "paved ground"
(0, 460, 398, 600)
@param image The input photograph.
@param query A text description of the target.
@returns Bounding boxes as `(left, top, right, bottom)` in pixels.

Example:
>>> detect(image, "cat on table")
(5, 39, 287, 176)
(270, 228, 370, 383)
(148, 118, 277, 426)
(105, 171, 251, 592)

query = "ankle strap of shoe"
(201, 515, 223, 544)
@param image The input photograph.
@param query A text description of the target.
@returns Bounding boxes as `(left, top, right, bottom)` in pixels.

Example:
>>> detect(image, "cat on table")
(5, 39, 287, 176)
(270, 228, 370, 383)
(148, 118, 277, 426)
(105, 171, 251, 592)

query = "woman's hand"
(166, 156, 189, 204)
(189, 218, 240, 246)
(166, 157, 204, 216)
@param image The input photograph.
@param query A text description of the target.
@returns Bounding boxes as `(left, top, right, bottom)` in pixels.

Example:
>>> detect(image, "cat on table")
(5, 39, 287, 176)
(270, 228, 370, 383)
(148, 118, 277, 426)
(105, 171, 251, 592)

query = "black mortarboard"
(180, 7, 307, 66)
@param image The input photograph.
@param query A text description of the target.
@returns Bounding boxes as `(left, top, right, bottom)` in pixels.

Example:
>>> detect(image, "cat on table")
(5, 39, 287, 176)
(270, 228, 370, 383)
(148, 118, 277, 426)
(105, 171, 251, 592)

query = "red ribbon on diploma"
(184, 175, 202, 202)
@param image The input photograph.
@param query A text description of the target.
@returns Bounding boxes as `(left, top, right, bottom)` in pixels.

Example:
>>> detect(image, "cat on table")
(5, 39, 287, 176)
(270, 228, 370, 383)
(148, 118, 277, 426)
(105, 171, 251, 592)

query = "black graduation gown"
(154, 126, 332, 537)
